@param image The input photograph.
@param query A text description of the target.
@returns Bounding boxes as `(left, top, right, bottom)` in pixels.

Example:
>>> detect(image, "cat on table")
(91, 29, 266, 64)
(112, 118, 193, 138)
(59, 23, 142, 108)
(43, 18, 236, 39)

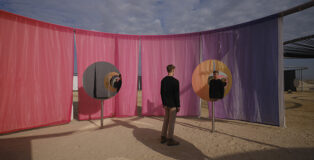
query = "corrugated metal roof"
(284, 34, 314, 58)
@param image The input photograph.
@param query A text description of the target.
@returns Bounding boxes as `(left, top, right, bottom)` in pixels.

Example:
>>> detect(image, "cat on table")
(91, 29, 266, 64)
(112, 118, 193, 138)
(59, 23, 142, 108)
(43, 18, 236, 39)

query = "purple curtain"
(141, 34, 201, 116)
(202, 16, 284, 126)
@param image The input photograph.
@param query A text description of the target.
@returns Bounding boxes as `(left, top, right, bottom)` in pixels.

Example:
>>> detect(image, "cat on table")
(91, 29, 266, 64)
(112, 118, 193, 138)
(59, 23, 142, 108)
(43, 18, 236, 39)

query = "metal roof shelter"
(281, 0, 314, 58)
(284, 34, 314, 58)
(276, 1, 314, 58)
(281, 1, 314, 92)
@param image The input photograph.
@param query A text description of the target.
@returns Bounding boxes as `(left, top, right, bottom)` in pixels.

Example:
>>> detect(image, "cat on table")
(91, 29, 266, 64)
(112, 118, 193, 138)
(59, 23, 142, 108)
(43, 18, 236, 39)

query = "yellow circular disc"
(104, 72, 120, 93)
(192, 60, 232, 102)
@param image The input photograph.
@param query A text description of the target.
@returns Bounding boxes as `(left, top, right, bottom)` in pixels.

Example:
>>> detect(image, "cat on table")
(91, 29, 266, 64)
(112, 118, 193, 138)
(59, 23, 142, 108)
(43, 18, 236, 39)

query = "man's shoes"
(160, 136, 167, 144)
(167, 139, 180, 146)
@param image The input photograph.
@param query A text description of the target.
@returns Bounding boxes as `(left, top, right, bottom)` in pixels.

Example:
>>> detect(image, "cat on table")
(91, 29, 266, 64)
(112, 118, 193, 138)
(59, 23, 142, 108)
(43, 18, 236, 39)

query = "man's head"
(167, 64, 175, 76)
(213, 70, 219, 79)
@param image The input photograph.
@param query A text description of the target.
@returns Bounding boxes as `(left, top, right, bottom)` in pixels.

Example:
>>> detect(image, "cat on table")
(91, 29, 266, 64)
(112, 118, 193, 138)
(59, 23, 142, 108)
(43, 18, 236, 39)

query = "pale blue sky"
(1, 0, 313, 79)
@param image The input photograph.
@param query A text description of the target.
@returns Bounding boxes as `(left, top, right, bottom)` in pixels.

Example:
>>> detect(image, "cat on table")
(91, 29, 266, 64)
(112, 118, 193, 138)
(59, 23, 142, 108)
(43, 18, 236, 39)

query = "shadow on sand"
(1, 117, 313, 160)
(0, 131, 76, 160)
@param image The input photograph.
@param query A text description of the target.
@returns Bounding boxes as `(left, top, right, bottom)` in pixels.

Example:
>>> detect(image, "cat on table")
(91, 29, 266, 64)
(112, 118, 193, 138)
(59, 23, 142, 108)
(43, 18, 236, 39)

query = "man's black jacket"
(160, 76, 180, 108)
(209, 79, 226, 99)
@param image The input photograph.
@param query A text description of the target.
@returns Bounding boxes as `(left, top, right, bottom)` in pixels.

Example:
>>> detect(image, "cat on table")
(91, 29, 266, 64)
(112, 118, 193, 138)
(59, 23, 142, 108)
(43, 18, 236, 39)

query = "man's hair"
(167, 64, 176, 73)
(213, 70, 219, 74)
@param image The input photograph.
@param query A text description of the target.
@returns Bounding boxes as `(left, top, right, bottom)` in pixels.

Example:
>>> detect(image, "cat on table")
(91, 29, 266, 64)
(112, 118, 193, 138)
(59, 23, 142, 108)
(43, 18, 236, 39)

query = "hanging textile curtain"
(141, 34, 201, 116)
(0, 10, 74, 134)
(201, 15, 284, 126)
(76, 30, 139, 120)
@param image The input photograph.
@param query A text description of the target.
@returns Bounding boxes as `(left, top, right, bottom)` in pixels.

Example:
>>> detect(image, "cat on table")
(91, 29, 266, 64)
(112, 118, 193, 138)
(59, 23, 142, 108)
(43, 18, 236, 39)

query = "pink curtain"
(76, 29, 139, 120)
(141, 34, 201, 116)
(0, 10, 74, 134)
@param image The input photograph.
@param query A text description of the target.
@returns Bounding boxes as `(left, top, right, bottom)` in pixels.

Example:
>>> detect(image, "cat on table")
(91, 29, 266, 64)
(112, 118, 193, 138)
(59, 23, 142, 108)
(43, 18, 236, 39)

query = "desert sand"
(0, 91, 314, 160)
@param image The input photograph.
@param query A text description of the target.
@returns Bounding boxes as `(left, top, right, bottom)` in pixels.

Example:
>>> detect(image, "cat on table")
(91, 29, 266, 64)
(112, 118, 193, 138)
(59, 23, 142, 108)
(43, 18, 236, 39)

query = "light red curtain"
(141, 34, 201, 116)
(76, 29, 139, 120)
(0, 10, 74, 134)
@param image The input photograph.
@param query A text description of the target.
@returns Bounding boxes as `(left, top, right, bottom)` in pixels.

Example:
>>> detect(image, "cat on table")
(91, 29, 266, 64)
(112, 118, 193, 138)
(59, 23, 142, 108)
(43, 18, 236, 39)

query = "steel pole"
(212, 101, 215, 132)
(101, 100, 103, 127)
(301, 70, 303, 92)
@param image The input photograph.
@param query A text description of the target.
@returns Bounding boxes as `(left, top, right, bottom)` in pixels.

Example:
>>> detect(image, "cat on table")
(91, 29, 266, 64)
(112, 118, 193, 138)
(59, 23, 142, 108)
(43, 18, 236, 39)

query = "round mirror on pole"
(192, 60, 232, 132)
(82, 61, 122, 127)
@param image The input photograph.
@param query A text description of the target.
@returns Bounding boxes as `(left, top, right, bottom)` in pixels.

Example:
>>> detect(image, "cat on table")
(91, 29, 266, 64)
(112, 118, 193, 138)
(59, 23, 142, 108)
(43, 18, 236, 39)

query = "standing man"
(160, 64, 180, 146)
(208, 70, 226, 101)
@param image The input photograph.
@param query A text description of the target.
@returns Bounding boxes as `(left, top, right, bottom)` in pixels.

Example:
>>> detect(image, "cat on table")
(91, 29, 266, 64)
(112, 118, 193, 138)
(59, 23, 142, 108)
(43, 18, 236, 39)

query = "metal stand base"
(212, 101, 215, 132)
(101, 100, 103, 127)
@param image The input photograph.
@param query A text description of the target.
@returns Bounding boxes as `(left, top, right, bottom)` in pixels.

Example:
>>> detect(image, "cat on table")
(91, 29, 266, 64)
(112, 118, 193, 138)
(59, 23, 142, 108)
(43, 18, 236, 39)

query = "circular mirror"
(192, 60, 232, 102)
(83, 62, 122, 100)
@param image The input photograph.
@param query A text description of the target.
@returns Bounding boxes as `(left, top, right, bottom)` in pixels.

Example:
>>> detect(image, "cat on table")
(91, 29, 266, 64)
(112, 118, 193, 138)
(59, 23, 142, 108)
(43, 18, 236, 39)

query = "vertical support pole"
(101, 100, 103, 127)
(199, 34, 203, 118)
(301, 69, 303, 92)
(278, 17, 285, 127)
(212, 101, 215, 132)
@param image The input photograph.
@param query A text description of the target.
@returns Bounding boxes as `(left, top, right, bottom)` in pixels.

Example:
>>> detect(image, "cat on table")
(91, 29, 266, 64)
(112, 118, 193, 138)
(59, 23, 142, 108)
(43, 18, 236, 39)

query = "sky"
(0, 0, 313, 79)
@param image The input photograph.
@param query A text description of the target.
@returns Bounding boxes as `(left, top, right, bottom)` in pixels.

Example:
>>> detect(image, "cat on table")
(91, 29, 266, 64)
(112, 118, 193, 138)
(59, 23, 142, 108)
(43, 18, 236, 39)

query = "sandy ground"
(1, 91, 314, 160)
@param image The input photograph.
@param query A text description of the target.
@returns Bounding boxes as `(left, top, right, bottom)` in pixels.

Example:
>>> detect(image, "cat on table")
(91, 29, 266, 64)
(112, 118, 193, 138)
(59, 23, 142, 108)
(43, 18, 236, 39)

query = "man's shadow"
(112, 119, 211, 160)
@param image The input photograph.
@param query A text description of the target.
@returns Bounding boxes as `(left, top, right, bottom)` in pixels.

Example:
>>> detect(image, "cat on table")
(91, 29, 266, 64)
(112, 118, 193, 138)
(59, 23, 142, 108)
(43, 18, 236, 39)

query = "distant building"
(73, 73, 78, 91)
(284, 67, 307, 92)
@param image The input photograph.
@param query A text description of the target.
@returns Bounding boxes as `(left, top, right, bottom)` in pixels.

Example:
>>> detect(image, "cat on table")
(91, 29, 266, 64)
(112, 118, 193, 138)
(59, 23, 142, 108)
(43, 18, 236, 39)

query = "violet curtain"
(0, 10, 74, 134)
(141, 34, 201, 116)
(76, 30, 139, 120)
(202, 16, 284, 126)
